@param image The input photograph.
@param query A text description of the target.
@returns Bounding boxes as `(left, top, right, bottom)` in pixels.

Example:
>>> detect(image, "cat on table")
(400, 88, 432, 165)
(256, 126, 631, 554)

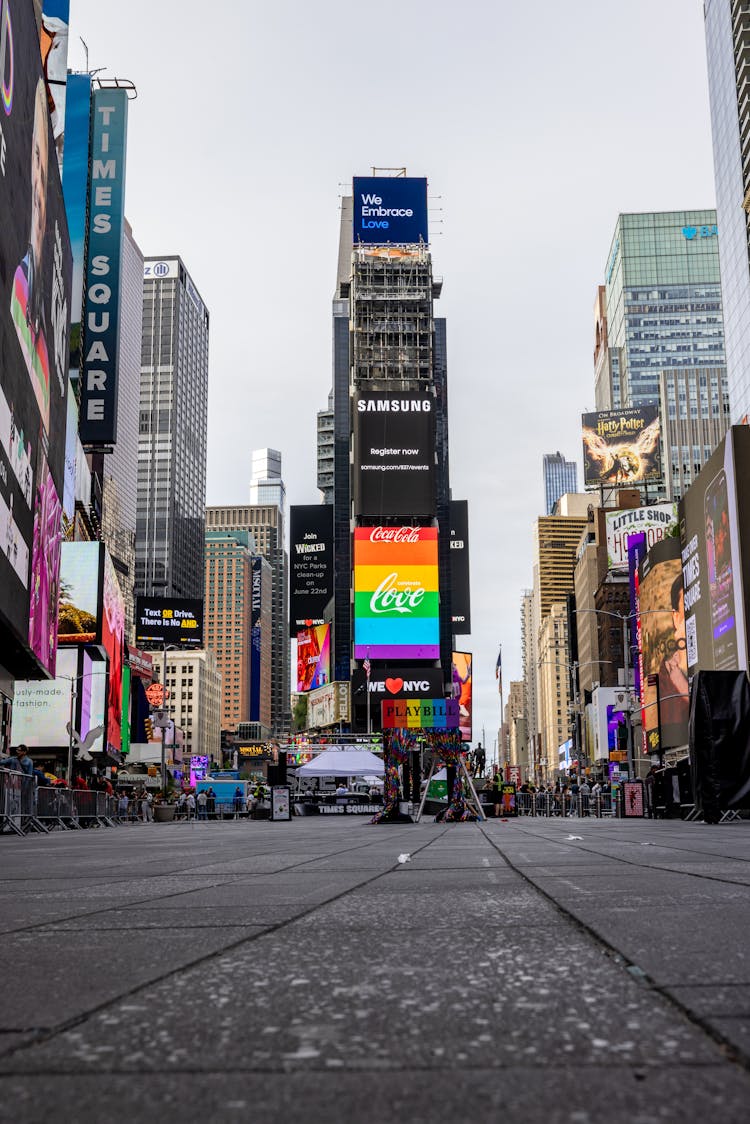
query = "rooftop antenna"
(80, 36, 88, 72)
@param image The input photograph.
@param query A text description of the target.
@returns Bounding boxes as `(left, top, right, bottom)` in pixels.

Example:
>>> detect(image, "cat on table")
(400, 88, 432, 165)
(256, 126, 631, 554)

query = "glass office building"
(136, 258, 210, 600)
(596, 212, 729, 499)
(704, 0, 750, 422)
(543, 452, 578, 515)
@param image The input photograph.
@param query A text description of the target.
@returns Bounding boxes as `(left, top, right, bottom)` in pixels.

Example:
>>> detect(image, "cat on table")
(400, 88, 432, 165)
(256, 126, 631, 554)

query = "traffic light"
(144, 717, 154, 742)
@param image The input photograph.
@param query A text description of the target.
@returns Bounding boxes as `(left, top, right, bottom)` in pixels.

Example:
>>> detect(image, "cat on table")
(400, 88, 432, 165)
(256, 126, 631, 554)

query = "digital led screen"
(582, 408, 661, 487)
(296, 623, 331, 693)
(352, 176, 428, 245)
(135, 598, 204, 647)
(353, 526, 439, 659)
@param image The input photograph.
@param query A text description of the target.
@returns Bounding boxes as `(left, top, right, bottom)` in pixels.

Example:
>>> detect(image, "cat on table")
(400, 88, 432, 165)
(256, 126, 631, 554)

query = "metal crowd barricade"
(0, 768, 47, 835)
(486, 790, 616, 819)
(36, 785, 78, 830)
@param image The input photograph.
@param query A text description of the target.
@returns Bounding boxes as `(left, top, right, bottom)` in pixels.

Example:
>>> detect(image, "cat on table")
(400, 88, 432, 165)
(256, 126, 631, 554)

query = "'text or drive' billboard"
(353, 526, 439, 659)
(135, 598, 204, 647)
(352, 176, 428, 246)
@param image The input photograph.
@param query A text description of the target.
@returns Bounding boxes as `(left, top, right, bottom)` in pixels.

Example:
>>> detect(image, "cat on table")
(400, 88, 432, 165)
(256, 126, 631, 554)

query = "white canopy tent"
(295, 748, 385, 777)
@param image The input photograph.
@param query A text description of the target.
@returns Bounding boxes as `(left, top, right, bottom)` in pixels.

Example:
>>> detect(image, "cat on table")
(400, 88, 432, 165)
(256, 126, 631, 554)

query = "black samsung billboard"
(679, 427, 750, 677)
(289, 504, 333, 636)
(135, 598, 204, 648)
(449, 500, 471, 632)
(353, 391, 435, 517)
(0, 1, 72, 677)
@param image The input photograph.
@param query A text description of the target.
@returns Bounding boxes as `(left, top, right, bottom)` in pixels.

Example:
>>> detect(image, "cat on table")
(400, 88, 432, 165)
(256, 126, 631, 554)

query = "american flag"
(495, 647, 502, 695)
(363, 656, 371, 678)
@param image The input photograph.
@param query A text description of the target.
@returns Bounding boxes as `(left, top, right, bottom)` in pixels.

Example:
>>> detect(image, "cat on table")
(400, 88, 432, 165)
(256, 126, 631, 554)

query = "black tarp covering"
(689, 671, 750, 823)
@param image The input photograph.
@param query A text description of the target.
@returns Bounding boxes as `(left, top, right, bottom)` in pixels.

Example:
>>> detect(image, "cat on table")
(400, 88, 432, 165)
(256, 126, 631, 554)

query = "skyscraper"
(204, 528, 273, 739)
(704, 0, 750, 421)
(324, 172, 455, 725)
(596, 211, 729, 497)
(543, 452, 578, 515)
(136, 257, 209, 601)
(205, 494, 289, 737)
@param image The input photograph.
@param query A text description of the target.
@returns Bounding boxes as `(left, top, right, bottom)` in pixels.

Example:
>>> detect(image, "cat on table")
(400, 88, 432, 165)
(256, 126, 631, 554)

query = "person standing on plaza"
(196, 789, 208, 820)
(186, 792, 196, 820)
(206, 786, 216, 819)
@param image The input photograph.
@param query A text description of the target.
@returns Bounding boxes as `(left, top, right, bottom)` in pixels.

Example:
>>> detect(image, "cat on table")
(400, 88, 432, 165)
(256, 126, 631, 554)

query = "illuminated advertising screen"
(606, 503, 677, 569)
(582, 408, 661, 488)
(353, 526, 440, 659)
(452, 652, 472, 743)
(79, 87, 128, 445)
(250, 556, 262, 722)
(41, 3, 71, 166)
(102, 549, 125, 751)
(0, 0, 72, 677)
(10, 647, 77, 747)
(449, 500, 471, 630)
(352, 176, 428, 245)
(296, 624, 331, 693)
(58, 542, 102, 644)
(135, 598, 204, 647)
(381, 698, 459, 729)
(353, 391, 435, 518)
(80, 648, 106, 754)
(679, 426, 750, 675)
(637, 539, 689, 754)
(289, 504, 333, 635)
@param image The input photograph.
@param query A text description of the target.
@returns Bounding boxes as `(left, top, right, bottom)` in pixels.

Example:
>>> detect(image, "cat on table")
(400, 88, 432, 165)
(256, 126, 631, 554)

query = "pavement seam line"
(504, 819, 750, 888)
(0, 827, 414, 938)
(0, 825, 451, 1067)
(478, 823, 750, 1078)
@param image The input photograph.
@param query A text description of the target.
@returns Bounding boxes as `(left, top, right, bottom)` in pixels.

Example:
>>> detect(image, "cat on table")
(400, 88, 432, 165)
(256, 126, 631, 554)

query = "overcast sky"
(69, 0, 716, 753)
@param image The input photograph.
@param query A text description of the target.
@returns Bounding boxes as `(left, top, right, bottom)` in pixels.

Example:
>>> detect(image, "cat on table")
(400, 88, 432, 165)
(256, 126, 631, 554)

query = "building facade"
(704, 0, 750, 421)
(659, 366, 731, 498)
(150, 648, 221, 767)
(543, 452, 578, 515)
(597, 211, 728, 499)
(205, 529, 254, 735)
(136, 257, 209, 601)
(204, 502, 288, 736)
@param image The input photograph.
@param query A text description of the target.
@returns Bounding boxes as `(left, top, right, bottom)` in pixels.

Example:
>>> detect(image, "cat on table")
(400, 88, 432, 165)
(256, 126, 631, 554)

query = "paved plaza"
(1, 816, 750, 1122)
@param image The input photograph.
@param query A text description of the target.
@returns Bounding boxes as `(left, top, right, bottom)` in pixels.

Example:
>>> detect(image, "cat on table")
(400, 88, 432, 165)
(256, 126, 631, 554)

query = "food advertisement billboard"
(352, 176, 428, 245)
(353, 391, 435, 517)
(0, 0, 72, 677)
(134, 598, 204, 647)
(289, 504, 333, 635)
(296, 624, 331, 693)
(679, 427, 750, 675)
(638, 538, 689, 754)
(353, 526, 439, 659)
(582, 408, 661, 487)
(606, 503, 677, 569)
(452, 652, 472, 743)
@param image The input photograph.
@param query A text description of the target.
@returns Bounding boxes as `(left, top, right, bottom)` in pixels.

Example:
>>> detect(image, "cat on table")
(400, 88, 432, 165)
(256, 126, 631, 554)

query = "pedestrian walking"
(186, 792, 196, 820)
(142, 790, 153, 822)
(197, 790, 208, 820)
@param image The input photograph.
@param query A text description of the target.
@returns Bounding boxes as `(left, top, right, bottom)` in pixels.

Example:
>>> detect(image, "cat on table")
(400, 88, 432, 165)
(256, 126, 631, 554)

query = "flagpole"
(365, 650, 371, 736)
(496, 643, 504, 772)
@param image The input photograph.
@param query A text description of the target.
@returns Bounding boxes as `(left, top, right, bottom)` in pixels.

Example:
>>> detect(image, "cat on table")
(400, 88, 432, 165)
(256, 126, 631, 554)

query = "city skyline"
(67, 0, 717, 748)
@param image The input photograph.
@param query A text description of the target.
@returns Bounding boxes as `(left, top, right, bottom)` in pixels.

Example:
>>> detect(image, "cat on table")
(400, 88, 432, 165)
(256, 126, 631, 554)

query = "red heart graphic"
(385, 678, 403, 695)
(304, 620, 313, 627)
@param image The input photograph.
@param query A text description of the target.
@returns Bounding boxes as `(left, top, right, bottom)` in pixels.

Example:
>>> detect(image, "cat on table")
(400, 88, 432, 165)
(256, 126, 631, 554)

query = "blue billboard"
(352, 176, 428, 245)
(79, 86, 128, 446)
(61, 72, 92, 386)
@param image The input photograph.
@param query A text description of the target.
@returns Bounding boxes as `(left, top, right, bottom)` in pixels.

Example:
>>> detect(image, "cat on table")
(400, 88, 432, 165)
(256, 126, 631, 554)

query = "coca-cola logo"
(369, 573, 426, 615)
(369, 527, 421, 544)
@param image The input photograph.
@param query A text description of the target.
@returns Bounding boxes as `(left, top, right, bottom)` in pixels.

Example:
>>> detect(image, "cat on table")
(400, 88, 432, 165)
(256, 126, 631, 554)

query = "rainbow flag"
(353, 527, 440, 659)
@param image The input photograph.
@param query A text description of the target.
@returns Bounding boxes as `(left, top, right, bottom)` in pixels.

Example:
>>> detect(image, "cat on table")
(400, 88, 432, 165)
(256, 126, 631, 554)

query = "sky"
(68, 0, 717, 754)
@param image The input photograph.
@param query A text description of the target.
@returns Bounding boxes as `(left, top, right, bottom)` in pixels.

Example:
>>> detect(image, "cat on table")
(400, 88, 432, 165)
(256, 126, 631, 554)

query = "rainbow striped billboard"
(381, 699, 458, 729)
(353, 526, 440, 659)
